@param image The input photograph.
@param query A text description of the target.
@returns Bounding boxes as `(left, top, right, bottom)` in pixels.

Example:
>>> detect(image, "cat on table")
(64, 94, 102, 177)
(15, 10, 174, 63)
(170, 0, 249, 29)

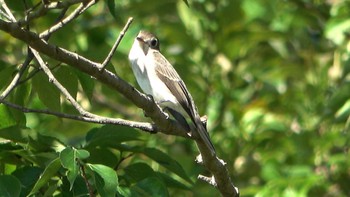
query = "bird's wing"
(153, 51, 216, 155)
(153, 51, 193, 117)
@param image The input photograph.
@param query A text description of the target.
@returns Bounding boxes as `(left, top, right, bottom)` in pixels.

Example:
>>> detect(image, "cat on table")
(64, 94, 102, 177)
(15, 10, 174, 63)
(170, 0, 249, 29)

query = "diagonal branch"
(39, 0, 97, 39)
(99, 17, 134, 70)
(0, 54, 31, 100)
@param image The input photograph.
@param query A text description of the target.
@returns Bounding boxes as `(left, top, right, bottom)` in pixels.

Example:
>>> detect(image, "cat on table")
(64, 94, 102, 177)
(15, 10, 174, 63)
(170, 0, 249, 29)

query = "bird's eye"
(149, 38, 158, 48)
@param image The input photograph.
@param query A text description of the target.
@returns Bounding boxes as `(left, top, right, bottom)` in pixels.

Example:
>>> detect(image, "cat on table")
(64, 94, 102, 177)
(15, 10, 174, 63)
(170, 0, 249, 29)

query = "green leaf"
(0, 126, 27, 143)
(106, 0, 117, 19)
(27, 132, 65, 152)
(123, 162, 156, 183)
(325, 18, 350, 45)
(61, 175, 89, 196)
(76, 149, 90, 160)
(0, 104, 17, 129)
(87, 163, 118, 197)
(14, 77, 31, 106)
(156, 172, 190, 190)
(0, 66, 16, 89)
(12, 166, 42, 197)
(86, 148, 119, 168)
(117, 186, 131, 196)
(0, 175, 21, 197)
(32, 72, 61, 112)
(130, 177, 169, 197)
(75, 70, 94, 102)
(55, 66, 78, 100)
(10, 80, 31, 127)
(85, 125, 141, 148)
(29, 158, 61, 195)
(177, 1, 202, 39)
(182, 0, 189, 7)
(60, 147, 77, 171)
(143, 148, 192, 184)
(60, 147, 90, 189)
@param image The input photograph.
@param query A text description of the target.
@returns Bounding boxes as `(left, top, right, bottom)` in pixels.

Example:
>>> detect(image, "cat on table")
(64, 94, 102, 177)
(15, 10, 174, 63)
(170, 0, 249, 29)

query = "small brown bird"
(128, 30, 216, 156)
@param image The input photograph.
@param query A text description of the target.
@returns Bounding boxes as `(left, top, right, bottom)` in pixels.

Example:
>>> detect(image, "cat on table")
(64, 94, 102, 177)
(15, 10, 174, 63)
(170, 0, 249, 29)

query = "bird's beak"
(136, 36, 148, 55)
(136, 36, 144, 43)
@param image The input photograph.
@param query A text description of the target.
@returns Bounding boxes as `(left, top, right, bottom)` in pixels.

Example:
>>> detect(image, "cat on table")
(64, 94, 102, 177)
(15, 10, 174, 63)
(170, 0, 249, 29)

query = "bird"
(128, 30, 216, 156)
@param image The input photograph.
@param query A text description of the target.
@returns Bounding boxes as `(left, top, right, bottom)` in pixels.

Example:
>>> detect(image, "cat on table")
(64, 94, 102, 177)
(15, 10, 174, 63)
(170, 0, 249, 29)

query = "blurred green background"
(1, 0, 350, 196)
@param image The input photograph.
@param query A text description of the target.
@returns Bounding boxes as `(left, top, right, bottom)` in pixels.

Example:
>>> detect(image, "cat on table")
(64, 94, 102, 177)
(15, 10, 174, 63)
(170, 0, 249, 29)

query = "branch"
(39, 0, 97, 39)
(0, 54, 31, 100)
(79, 162, 95, 197)
(99, 17, 133, 70)
(16, 0, 87, 26)
(1, 100, 158, 134)
(196, 145, 239, 196)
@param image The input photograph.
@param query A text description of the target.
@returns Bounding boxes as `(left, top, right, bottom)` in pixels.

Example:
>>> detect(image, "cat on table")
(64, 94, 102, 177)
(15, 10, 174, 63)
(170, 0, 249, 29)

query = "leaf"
(14, 76, 31, 106)
(29, 158, 61, 195)
(32, 72, 61, 112)
(60, 147, 79, 170)
(87, 164, 118, 197)
(75, 70, 94, 102)
(143, 148, 192, 184)
(76, 149, 90, 160)
(0, 126, 27, 143)
(182, 0, 189, 7)
(325, 18, 350, 45)
(130, 177, 169, 197)
(0, 65, 16, 89)
(85, 125, 141, 148)
(60, 147, 90, 189)
(86, 148, 119, 168)
(0, 104, 17, 129)
(12, 166, 42, 197)
(156, 172, 190, 190)
(0, 175, 21, 197)
(60, 175, 88, 196)
(27, 132, 65, 152)
(123, 162, 156, 183)
(55, 66, 78, 100)
(106, 0, 117, 19)
(11, 80, 31, 127)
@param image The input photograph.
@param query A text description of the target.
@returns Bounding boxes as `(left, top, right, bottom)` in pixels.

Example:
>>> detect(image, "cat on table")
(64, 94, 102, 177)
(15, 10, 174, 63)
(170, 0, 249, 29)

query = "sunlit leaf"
(29, 158, 61, 195)
(87, 164, 118, 197)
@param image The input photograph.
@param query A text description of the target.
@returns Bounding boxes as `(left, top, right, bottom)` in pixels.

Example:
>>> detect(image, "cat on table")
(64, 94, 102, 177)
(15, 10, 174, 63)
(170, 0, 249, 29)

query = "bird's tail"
(194, 117, 216, 156)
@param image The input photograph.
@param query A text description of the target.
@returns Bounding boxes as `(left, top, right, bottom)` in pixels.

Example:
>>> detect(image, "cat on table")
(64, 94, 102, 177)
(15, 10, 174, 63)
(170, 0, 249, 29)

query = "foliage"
(1, 0, 350, 196)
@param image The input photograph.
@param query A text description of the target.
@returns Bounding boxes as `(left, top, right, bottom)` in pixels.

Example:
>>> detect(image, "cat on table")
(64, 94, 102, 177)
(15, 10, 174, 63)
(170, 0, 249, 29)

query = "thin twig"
(0, 0, 25, 100)
(114, 153, 134, 170)
(1, 100, 158, 134)
(0, 56, 31, 100)
(0, 0, 16, 21)
(79, 162, 95, 197)
(17, 0, 86, 26)
(99, 17, 133, 71)
(0, 8, 11, 21)
(30, 47, 92, 116)
(39, 1, 96, 39)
